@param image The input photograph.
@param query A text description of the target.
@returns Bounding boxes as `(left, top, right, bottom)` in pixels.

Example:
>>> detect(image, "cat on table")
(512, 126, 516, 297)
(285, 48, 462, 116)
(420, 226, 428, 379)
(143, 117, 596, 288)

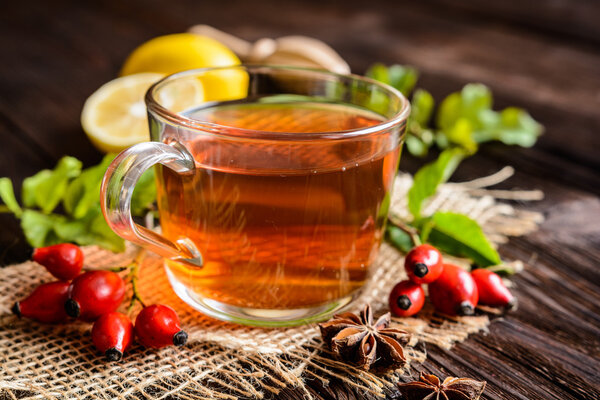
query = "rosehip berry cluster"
(389, 244, 515, 318)
(11, 243, 188, 361)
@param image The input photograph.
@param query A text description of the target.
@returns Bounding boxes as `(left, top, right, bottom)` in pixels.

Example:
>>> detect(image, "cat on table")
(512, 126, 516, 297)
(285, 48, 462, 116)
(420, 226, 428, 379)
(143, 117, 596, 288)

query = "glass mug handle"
(100, 141, 204, 268)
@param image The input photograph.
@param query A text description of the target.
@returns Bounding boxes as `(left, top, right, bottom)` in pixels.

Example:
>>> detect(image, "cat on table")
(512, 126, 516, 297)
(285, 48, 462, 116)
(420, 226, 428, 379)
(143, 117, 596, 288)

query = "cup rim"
(145, 65, 411, 140)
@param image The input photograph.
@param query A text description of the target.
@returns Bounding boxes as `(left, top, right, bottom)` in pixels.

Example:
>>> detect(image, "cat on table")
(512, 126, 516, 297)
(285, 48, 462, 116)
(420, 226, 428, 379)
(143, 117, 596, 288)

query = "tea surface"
(157, 102, 400, 309)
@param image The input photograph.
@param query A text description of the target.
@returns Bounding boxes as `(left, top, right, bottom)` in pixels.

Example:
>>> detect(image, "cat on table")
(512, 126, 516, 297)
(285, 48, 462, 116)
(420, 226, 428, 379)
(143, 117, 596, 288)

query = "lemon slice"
(156, 77, 205, 113)
(81, 73, 203, 153)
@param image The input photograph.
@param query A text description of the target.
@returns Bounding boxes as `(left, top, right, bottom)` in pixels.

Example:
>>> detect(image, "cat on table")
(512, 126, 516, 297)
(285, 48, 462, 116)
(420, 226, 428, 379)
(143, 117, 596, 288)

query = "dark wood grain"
(1, 1, 599, 399)
(422, 0, 600, 45)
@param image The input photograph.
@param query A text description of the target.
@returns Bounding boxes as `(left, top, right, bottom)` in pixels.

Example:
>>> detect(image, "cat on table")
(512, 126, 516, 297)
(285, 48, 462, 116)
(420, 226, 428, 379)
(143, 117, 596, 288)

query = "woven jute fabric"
(0, 169, 543, 399)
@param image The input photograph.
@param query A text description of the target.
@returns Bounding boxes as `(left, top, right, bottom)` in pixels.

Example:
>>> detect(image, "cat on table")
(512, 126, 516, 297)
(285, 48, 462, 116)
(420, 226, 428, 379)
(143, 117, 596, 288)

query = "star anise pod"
(318, 304, 410, 371)
(398, 373, 486, 400)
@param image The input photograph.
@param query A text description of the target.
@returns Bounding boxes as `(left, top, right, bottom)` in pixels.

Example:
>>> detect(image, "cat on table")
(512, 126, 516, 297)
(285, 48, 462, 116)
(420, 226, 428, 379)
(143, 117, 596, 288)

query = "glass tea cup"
(101, 65, 409, 326)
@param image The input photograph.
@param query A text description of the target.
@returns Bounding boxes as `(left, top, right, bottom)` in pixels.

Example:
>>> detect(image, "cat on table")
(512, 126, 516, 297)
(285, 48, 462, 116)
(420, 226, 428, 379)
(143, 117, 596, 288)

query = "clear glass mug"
(101, 66, 409, 326)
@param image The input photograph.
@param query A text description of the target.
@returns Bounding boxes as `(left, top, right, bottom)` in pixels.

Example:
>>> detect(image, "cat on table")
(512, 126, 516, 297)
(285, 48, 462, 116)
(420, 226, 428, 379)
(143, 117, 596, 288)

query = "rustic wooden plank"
(0, 112, 50, 266)
(420, 0, 600, 44)
(2, 0, 599, 183)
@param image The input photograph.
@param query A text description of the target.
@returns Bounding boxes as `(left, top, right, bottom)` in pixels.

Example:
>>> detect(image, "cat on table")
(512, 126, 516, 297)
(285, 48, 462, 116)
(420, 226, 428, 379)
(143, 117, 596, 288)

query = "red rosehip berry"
(64, 271, 125, 321)
(404, 244, 444, 284)
(471, 269, 516, 309)
(428, 263, 479, 316)
(389, 280, 425, 317)
(92, 312, 134, 361)
(32, 243, 84, 281)
(12, 281, 70, 323)
(135, 305, 187, 349)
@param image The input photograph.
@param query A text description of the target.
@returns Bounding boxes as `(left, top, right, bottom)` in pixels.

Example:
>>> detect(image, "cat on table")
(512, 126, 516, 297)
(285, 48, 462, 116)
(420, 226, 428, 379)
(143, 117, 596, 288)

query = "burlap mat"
(0, 168, 543, 399)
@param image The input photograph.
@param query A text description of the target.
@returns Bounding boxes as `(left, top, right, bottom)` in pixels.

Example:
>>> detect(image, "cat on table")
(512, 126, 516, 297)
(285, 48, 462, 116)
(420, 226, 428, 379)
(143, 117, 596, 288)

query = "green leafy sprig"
(366, 64, 543, 157)
(0, 155, 156, 252)
(386, 149, 504, 272)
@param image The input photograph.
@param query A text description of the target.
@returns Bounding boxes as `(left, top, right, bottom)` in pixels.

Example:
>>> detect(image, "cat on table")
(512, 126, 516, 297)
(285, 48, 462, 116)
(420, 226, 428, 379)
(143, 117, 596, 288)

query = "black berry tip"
(105, 347, 123, 362)
(64, 299, 80, 318)
(458, 301, 475, 316)
(396, 295, 412, 310)
(413, 263, 429, 278)
(11, 302, 21, 318)
(25, 245, 35, 261)
(173, 330, 188, 347)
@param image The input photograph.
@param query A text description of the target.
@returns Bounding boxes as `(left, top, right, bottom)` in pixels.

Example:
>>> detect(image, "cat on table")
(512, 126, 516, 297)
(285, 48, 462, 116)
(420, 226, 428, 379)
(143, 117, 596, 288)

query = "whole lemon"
(121, 33, 246, 101)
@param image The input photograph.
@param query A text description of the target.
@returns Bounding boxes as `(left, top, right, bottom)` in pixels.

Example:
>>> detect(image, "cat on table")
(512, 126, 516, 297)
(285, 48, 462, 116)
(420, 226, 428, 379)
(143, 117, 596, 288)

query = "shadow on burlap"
(0, 170, 543, 399)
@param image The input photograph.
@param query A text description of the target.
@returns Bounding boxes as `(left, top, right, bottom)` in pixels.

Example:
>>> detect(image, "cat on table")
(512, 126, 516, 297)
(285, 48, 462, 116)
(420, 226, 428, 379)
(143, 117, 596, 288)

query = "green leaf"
(474, 107, 543, 147)
(367, 88, 390, 116)
(365, 63, 390, 83)
(460, 83, 492, 123)
(21, 210, 65, 248)
(386, 225, 413, 253)
(15, 155, 127, 252)
(405, 135, 429, 157)
(22, 156, 82, 213)
(437, 83, 542, 150)
(387, 65, 418, 96)
(366, 64, 419, 96)
(407, 148, 465, 219)
(436, 92, 462, 131)
(22, 170, 51, 208)
(436, 85, 490, 153)
(411, 89, 434, 127)
(0, 178, 22, 216)
(64, 154, 115, 218)
(444, 118, 478, 154)
(131, 168, 157, 216)
(427, 211, 501, 267)
(54, 208, 125, 253)
(417, 216, 435, 243)
(86, 212, 126, 253)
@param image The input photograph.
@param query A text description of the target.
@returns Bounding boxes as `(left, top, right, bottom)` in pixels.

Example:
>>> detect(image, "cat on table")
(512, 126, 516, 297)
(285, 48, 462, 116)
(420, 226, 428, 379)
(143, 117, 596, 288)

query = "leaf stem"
(485, 261, 523, 276)
(388, 214, 421, 247)
(127, 249, 147, 312)
(108, 264, 132, 273)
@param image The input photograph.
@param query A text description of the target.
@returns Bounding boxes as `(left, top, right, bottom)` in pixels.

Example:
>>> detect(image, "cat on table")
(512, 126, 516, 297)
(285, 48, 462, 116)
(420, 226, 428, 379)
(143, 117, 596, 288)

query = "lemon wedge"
(81, 73, 204, 153)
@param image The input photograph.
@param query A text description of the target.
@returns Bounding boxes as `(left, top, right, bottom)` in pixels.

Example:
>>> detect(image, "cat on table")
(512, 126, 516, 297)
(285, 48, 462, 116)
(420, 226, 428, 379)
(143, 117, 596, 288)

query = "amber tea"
(102, 66, 409, 326)
(156, 102, 400, 311)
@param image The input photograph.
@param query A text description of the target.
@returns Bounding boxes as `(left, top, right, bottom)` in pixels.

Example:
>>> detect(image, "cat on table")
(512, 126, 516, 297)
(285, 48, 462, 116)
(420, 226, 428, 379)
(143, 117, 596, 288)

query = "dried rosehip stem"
(388, 214, 421, 246)
(127, 260, 146, 311)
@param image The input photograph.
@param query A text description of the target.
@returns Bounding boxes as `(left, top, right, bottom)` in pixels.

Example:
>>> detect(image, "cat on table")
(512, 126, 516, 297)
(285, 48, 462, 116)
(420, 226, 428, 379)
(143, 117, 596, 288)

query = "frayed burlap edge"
(0, 168, 543, 399)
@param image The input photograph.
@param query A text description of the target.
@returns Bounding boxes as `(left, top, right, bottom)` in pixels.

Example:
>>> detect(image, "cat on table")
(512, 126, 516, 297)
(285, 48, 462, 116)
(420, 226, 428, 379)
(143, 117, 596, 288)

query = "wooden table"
(1, 1, 599, 399)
